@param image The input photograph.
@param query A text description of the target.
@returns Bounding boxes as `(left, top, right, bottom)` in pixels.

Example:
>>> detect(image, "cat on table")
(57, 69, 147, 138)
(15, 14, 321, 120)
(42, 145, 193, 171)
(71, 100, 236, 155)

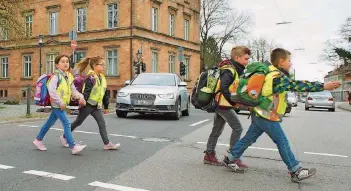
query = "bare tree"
(340, 17, 351, 42)
(0, 0, 25, 41)
(247, 37, 279, 62)
(200, 0, 251, 71)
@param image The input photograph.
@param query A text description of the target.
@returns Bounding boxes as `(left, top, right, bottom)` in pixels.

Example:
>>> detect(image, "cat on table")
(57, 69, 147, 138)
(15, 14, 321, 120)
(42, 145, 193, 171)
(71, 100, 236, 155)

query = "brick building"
(0, 0, 200, 101)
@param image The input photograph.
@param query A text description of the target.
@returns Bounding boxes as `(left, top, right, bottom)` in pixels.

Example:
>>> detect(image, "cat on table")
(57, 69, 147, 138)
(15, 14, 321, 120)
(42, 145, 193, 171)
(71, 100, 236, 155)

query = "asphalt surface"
(0, 104, 350, 191)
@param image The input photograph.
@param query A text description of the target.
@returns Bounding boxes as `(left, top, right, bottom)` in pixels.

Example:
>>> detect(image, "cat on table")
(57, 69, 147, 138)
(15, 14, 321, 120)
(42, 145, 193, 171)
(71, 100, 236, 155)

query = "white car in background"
(116, 73, 190, 120)
(287, 92, 298, 107)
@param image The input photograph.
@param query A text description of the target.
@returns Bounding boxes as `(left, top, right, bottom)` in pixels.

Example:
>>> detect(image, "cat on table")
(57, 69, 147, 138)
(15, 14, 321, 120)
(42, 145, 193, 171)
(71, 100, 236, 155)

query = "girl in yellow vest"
(60, 56, 120, 150)
(33, 54, 87, 155)
(223, 48, 341, 182)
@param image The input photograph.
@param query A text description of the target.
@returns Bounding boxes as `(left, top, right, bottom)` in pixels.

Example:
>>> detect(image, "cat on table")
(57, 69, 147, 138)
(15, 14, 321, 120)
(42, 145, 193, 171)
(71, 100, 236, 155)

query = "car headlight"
(158, 93, 174, 99)
(117, 92, 128, 97)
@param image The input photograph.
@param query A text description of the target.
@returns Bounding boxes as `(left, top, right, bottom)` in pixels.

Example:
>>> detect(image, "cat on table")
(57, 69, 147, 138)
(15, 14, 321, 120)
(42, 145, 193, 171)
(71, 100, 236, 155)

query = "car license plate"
(132, 100, 152, 105)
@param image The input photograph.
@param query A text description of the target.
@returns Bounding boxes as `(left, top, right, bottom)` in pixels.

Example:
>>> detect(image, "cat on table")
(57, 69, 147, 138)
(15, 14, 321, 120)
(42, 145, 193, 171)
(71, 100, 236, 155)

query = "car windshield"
(309, 91, 332, 96)
(131, 74, 176, 86)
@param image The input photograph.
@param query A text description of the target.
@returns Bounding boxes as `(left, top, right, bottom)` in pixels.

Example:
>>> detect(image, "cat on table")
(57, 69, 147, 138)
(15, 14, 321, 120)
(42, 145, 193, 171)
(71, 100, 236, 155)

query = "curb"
(0, 109, 116, 126)
(337, 102, 351, 112)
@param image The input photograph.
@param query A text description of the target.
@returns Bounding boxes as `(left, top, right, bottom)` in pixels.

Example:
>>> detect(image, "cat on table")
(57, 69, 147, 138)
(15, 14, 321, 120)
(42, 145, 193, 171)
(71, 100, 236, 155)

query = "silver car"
(116, 73, 190, 120)
(305, 91, 335, 112)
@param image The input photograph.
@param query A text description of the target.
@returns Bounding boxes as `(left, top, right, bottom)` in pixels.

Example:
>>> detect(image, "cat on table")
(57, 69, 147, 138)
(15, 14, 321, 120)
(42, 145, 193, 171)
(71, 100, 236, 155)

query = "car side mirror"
(179, 82, 187, 87)
(124, 80, 130, 85)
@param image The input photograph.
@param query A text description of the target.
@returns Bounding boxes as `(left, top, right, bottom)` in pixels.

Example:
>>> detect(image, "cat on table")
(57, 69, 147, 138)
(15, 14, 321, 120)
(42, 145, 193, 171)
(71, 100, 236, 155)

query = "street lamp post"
(38, 34, 43, 76)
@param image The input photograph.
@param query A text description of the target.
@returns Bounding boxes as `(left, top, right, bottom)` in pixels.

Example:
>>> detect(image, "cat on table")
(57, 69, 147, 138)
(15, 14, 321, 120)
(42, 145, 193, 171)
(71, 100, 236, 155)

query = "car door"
(176, 76, 187, 110)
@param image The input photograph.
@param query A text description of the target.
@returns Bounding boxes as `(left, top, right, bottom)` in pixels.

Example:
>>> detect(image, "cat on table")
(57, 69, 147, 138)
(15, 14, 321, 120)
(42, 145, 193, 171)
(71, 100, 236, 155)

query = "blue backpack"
(34, 73, 62, 106)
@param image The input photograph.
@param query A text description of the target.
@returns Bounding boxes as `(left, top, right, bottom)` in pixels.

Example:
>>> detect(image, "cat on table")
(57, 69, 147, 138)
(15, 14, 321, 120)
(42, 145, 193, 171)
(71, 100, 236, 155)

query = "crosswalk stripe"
(22, 170, 75, 181)
(88, 181, 150, 191)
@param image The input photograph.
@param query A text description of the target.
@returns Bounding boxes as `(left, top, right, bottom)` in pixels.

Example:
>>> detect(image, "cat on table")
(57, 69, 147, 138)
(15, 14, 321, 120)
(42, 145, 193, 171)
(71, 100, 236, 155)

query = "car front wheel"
(116, 111, 128, 118)
(182, 99, 190, 116)
(171, 99, 181, 120)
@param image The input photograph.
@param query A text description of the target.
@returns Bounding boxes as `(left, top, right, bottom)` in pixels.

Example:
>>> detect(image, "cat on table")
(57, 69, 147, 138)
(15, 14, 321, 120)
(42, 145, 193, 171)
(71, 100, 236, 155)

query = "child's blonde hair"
(270, 48, 291, 67)
(75, 56, 103, 75)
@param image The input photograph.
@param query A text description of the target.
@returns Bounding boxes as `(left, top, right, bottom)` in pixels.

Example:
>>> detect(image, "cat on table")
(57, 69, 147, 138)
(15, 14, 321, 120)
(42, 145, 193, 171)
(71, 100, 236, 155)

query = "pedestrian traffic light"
(180, 62, 186, 76)
(135, 63, 140, 75)
(141, 62, 146, 72)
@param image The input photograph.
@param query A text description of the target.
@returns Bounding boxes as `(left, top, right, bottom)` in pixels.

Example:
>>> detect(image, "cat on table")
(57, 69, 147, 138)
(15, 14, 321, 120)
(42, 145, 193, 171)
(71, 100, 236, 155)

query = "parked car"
(287, 92, 298, 107)
(116, 73, 190, 120)
(285, 102, 292, 115)
(305, 91, 335, 112)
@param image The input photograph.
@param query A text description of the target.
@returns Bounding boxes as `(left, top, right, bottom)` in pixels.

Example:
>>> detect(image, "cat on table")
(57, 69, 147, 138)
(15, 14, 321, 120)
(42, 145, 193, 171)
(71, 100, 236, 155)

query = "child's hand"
(103, 109, 109, 114)
(78, 98, 86, 106)
(324, 81, 342, 90)
(60, 103, 66, 110)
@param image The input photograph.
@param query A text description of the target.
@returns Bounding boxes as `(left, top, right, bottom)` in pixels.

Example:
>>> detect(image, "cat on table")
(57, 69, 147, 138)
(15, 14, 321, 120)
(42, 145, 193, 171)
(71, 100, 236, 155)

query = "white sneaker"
(104, 142, 120, 150)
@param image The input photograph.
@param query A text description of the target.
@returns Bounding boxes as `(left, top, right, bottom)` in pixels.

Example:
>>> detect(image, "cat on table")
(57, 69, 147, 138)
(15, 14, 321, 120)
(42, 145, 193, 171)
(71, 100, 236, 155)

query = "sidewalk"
(337, 102, 351, 112)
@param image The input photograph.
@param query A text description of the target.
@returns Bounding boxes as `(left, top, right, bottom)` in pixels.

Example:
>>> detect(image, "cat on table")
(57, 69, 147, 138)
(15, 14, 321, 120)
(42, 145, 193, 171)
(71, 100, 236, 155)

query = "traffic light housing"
(180, 62, 186, 76)
(141, 62, 146, 72)
(135, 63, 140, 75)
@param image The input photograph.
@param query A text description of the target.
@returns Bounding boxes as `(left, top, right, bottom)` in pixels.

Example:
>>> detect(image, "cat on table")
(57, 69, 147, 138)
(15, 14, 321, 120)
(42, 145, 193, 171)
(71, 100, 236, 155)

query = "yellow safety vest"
(84, 70, 107, 109)
(214, 65, 239, 107)
(253, 65, 287, 122)
(49, 70, 74, 108)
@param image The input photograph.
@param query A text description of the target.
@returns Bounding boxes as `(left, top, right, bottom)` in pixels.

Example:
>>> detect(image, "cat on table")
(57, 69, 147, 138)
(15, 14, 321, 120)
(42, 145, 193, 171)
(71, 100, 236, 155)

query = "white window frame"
(184, 57, 190, 80)
(106, 49, 118, 76)
(169, 14, 175, 36)
(25, 15, 33, 37)
(75, 51, 86, 63)
(151, 51, 158, 73)
(107, 3, 118, 29)
(169, 55, 175, 73)
(184, 19, 189, 40)
(151, 7, 158, 32)
(77, 8, 86, 32)
(49, 12, 58, 35)
(23, 55, 32, 78)
(1, 57, 9, 78)
(46, 54, 58, 74)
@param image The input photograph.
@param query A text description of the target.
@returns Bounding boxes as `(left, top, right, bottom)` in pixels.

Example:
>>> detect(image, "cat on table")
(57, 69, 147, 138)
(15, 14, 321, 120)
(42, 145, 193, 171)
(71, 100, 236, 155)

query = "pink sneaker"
(33, 139, 47, 151)
(60, 136, 69, 148)
(104, 142, 120, 150)
(71, 144, 86, 155)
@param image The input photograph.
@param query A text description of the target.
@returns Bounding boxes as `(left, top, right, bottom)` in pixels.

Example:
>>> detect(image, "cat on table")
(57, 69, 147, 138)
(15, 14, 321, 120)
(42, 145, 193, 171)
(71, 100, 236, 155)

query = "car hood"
(119, 85, 178, 94)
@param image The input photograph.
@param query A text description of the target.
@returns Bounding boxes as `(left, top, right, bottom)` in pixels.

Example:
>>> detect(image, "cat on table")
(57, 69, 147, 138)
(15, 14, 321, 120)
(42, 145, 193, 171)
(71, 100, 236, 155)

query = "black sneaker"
(290, 167, 316, 182)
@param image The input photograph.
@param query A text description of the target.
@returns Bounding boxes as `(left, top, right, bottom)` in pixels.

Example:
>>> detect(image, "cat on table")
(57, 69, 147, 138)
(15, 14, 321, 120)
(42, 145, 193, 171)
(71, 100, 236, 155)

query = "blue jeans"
(229, 113, 300, 172)
(36, 108, 75, 148)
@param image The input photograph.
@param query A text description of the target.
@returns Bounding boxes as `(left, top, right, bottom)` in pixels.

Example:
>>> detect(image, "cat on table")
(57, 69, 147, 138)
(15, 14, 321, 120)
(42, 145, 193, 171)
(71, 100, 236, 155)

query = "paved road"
(0, 104, 350, 191)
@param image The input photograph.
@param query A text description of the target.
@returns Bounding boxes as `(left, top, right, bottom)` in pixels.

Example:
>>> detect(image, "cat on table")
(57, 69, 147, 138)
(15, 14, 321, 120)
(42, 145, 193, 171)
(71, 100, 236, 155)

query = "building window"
(151, 51, 158, 72)
(108, 4, 118, 28)
(46, 54, 57, 73)
(151, 7, 158, 32)
(25, 15, 33, 37)
(169, 14, 175, 36)
(184, 19, 189, 40)
(0, 26, 8, 41)
(106, 49, 118, 76)
(77, 8, 86, 32)
(184, 57, 190, 80)
(49, 12, 58, 35)
(169, 55, 175, 73)
(23, 55, 32, 77)
(75, 51, 86, 63)
(1, 57, 9, 78)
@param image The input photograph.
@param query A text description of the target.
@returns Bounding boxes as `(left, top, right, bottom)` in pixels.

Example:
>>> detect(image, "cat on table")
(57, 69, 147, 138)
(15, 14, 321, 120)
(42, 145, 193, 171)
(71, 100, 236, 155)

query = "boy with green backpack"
(222, 48, 341, 182)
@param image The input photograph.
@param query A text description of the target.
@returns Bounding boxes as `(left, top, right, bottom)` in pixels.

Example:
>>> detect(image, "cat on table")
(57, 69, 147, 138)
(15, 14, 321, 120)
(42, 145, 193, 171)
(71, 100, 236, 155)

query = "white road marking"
(0, 164, 15, 169)
(22, 170, 75, 180)
(18, 125, 39, 128)
(75, 130, 99, 135)
(88, 181, 150, 191)
(110, 134, 138, 139)
(304, 152, 348, 158)
(196, 142, 278, 152)
(189, 119, 210, 127)
(197, 142, 348, 158)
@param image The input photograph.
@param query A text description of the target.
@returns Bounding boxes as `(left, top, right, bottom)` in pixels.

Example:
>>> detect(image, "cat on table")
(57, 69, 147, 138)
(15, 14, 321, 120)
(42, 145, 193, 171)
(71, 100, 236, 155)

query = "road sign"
(71, 40, 77, 51)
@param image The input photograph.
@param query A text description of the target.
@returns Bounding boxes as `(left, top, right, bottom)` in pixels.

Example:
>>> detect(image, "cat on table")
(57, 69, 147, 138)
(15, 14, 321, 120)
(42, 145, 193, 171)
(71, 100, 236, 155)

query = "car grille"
(130, 94, 156, 100)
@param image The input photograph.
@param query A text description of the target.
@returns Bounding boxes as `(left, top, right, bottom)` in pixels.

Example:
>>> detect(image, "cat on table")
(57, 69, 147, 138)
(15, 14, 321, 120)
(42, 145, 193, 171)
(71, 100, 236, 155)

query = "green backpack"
(231, 62, 271, 107)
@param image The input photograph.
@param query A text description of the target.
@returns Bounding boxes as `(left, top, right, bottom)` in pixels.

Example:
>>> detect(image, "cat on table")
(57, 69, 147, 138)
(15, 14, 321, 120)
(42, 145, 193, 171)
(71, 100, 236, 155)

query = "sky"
(224, 0, 351, 82)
